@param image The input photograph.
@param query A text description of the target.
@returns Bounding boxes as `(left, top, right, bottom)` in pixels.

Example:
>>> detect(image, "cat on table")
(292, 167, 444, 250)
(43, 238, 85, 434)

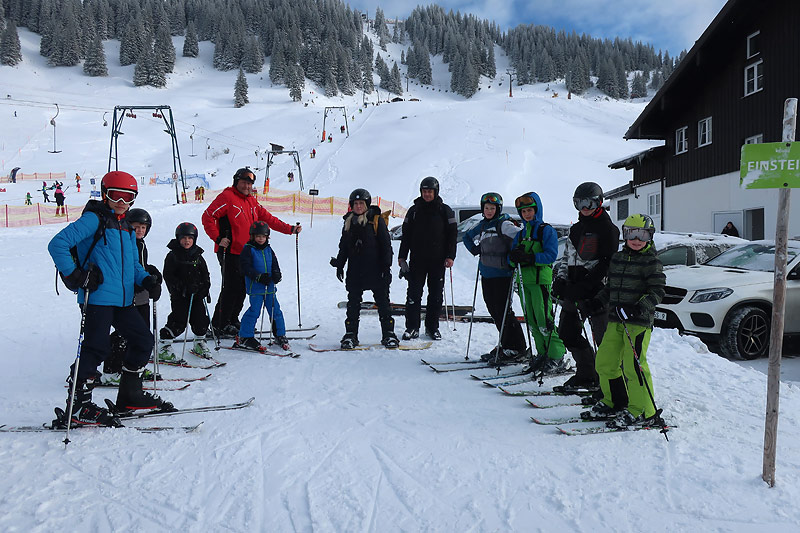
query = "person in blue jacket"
(48, 171, 169, 427)
(462, 192, 527, 363)
(508, 192, 567, 375)
(234, 221, 288, 351)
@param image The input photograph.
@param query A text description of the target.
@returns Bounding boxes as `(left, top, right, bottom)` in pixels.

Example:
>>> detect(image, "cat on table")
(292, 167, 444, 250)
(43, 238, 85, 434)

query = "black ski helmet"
(420, 176, 439, 196)
(126, 208, 152, 236)
(250, 220, 270, 237)
(573, 182, 604, 211)
(233, 167, 256, 185)
(480, 192, 503, 212)
(349, 188, 371, 208)
(175, 222, 198, 241)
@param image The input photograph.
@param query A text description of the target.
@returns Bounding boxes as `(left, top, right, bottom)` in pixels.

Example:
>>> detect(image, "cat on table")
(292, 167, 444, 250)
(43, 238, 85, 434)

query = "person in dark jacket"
(582, 214, 666, 428)
(551, 182, 620, 392)
(54, 183, 66, 216)
(721, 221, 740, 237)
(462, 192, 527, 362)
(48, 171, 168, 427)
(331, 188, 399, 349)
(398, 176, 457, 341)
(158, 222, 212, 362)
(235, 221, 288, 351)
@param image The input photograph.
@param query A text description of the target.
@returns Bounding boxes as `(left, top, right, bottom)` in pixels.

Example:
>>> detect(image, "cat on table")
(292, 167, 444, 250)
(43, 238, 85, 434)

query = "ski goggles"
(105, 188, 137, 205)
(481, 193, 501, 205)
(514, 194, 537, 210)
(622, 226, 653, 242)
(573, 196, 602, 211)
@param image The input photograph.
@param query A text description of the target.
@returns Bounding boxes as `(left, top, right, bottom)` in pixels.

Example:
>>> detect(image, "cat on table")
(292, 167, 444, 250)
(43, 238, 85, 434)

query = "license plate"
(654, 310, 667, 321)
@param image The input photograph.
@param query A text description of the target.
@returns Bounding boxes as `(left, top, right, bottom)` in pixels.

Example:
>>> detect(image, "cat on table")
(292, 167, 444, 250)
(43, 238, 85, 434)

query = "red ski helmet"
(101, 171, 138, 205)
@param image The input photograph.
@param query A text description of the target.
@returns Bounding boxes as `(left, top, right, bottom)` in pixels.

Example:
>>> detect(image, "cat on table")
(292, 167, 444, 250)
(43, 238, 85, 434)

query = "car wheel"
(720, 306, 770, 360)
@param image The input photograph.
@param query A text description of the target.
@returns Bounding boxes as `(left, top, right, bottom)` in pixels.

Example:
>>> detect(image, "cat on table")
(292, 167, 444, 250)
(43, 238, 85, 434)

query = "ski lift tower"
(264, 143, 304, 192)
(321, 107, 349, 141)
(108, 105, 186, 203)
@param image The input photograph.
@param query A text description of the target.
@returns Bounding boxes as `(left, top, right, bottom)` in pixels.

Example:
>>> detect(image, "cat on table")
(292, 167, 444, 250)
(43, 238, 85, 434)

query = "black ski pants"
(346, 281, 394, 337)
(212, 248, 245, 329)
(165, 292, 209, 337)
(481, 276, 526, 352)
(76, 304, 153, 380)
(404, 260, 445, 332)
(106, 304, 150, 374)
(558, 305, 609, 380)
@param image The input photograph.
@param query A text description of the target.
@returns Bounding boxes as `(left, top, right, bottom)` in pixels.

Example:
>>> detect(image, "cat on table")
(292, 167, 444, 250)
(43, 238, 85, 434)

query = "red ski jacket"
(202, 186, 293, 255)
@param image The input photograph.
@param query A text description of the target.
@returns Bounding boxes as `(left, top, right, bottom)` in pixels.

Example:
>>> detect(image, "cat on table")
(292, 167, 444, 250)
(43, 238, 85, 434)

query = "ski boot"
(606, 409, 665, 429)
(537, 356, 569, 376)
(115, 367, 175, 412)
(235, 336, 263, 352)
(100, 372, 121, 386)
(191, 337, 212, 358)
(381, 332, 400, 349)
(340, 332, 359, 350)
(480, 347, 501, 363)
(553, 374, 600, 394)
(402, 328, 419, 340)
(140, 368, 162, 381)
(274, 335, 291, 351)
(156, 340, 180, 363)
(59, 374, 121, 427)
(580, 400, 625, 421)
(425, 329, 442, 341)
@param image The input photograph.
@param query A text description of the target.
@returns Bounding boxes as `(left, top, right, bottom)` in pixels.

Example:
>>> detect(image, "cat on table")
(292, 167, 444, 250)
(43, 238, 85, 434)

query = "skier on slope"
(508, 192, 567, 374)
(398, 176, 457, 341)
(550, 182, 620, 393)
(462, 192, 527, 363)
(330, 189, 399, 349)
(582, 214, 666, 428)
(48, 171, 170, 427)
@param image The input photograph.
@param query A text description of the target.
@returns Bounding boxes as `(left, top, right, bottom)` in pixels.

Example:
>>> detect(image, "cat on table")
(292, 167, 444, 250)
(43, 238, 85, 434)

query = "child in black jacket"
(159, 222, 211, 361)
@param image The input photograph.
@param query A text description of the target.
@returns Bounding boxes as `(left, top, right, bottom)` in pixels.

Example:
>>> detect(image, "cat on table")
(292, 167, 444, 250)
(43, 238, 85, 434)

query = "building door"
(713, 211, 744, 237)
(744, 208, 764, 240)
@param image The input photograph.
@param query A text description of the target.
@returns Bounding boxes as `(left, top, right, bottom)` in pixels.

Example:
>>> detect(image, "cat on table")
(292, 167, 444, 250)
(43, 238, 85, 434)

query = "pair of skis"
(310, 341, 433, 353)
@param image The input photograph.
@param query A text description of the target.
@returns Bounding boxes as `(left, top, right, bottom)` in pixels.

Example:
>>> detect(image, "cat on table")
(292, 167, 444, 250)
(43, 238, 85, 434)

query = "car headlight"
(689, 288, 734, 303)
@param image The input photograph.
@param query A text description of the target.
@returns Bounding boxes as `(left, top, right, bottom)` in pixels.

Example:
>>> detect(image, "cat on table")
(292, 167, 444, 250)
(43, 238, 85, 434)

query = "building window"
(747, 31, 760, 59)
(648, 192, 661, 217)
(744, 134, 763, 145)
(744, 60, 763, 96)
(675, 127, 688, 154)
(617, 198, 629, 221)
(698, 117, 712, 147)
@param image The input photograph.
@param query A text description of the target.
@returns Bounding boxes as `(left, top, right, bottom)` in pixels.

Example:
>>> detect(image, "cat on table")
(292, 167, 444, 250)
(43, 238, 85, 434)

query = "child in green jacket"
(583, 214, 666, 428)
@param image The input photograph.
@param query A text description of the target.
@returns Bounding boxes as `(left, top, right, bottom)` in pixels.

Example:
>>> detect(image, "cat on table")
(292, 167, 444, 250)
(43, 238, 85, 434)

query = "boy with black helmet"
(551, 181, 620, 392)
(331, 188, 399, 349)
(462, 192, 527, 362)
(234, 220, 289, 351)
(582, 214, 666, 428)
(48, 171, 168, 426)
(398, 176, 457, 340)
(158, 222, 212, 361)
(509, 192, 567, 373)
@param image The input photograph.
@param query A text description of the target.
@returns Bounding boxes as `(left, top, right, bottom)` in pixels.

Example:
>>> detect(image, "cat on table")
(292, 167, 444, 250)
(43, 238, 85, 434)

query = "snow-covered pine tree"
(649, 69, 662, 91)
(630, 72, 648, 98)
(234, 67, 248, 107)
(268, 43, 285, 83)
(83, 33, 108, 76)
(0, 20, 23, 66)
(389, 61, 402, 95)
(242, 36, 263, 74)
(289, 64, 304, 101)
(183, 21, 198, 57)
(119, 17, 144, 67)
(133, 47, 152, 86)
(417, 44, 432, 84)
(154, 24, 175, 73)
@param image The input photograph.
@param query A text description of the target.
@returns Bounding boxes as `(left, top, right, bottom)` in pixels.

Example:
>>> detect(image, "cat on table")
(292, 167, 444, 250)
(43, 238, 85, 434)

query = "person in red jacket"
(202, 167, 302, 335)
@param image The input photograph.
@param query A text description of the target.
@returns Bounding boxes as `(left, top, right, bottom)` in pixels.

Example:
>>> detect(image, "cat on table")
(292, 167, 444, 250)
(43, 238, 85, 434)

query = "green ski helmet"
(622, 213, 655, 242)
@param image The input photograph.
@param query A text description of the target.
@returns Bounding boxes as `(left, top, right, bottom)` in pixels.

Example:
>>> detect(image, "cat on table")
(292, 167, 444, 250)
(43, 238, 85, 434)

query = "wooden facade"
(623, 0, 800, 188)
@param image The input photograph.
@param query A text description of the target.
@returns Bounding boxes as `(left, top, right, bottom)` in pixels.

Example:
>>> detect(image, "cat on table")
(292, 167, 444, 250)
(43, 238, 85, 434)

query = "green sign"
(740, 142, 800, 189)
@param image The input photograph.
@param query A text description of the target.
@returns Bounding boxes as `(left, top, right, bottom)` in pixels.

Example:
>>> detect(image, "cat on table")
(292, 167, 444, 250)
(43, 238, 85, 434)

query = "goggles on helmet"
(573, 196, 601, 211)
(622, 226, 653, 242)
(481, 193, 501, 204)
(514, 195, 537, 210)
(106, 188, 137, 205)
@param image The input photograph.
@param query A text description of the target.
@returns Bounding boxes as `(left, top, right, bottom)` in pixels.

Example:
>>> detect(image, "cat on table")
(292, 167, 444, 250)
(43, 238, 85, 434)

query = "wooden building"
(609, 0, 800, 239)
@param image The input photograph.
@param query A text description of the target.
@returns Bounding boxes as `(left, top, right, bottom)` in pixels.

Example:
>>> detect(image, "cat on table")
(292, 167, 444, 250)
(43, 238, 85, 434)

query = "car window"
(657, 246, 689, 266)
(706, 243, 799, 271)
(695, 244, 723, 264)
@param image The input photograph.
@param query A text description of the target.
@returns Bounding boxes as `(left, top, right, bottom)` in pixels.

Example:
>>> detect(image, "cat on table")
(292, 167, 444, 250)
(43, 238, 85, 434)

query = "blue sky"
(348, 0, 729, 55)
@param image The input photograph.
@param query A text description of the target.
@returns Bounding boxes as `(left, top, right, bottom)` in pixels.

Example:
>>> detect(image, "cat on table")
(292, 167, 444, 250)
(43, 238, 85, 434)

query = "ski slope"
(2, 28, 800, 533)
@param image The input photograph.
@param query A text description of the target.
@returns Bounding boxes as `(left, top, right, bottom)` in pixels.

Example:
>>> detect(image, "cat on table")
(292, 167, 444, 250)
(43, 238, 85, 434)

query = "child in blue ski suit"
(236, 221, 287, 350)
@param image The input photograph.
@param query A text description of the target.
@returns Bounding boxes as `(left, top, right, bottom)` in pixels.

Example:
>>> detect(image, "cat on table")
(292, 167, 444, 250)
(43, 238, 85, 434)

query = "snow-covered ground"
(3, 28, 800, 532)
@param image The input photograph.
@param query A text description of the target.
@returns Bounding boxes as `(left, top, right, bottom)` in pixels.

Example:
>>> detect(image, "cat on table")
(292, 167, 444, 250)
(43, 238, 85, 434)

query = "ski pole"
(464, 261, 481, 360)
(64, 286, 92, 447)
(449, 267, 457, 331)
(514, 264, 535, 366)
(203, 296, 220, 351)
(152, 301, 158, 393)
(490, 275, 517, 367)
(618, 309, 669, 441)
(295, 222, 301, 327)
(442, 272, 452, 331)
(180, 294, 194, 362)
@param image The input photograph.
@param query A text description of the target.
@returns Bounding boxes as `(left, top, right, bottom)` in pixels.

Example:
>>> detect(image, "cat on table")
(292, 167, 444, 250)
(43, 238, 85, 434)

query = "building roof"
(608, 145, 666, 169)
(624, 0, 751, 140)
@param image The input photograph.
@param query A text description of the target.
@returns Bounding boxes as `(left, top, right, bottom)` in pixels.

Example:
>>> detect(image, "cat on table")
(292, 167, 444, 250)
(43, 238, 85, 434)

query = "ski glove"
(551, 277, 566, 299)
(509, 247, 535, 265)
(67, 265, 103, 292)
(336, 266, 344, 283)
(272, 271, 282, 284)
(256, 273, 271, 285)
(398, 258, 410, 279)
(615, 305, 639, 322)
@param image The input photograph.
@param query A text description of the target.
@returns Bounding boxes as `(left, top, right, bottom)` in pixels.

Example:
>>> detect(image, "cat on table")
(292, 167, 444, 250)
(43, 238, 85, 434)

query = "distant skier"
(42, 187, 50, 203)
(25, 192, 32, 205)
(398, 177, 457, 341)
(330, 189, 399, 349)
(54, 183, 66, 216)
(75, 173, 81, 192)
